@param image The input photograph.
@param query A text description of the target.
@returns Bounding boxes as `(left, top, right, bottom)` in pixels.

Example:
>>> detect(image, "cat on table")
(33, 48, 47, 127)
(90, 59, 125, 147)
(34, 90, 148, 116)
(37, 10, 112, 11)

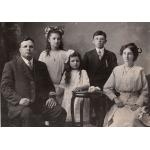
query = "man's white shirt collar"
(96, 47, 104, 57)
(21, 57, 33, 67)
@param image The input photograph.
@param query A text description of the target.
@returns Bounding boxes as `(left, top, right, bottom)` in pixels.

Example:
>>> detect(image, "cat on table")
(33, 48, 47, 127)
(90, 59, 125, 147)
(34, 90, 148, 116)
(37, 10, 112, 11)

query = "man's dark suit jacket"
(1, 56, 55, 119)
(83, 49, 117, 89)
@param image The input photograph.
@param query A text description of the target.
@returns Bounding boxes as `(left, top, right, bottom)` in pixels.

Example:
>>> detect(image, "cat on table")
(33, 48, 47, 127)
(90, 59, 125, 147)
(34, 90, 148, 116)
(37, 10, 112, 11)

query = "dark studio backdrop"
(0, 22, 150, 78)
(1, 22, 150, 78)
(23, 22, 150, 74)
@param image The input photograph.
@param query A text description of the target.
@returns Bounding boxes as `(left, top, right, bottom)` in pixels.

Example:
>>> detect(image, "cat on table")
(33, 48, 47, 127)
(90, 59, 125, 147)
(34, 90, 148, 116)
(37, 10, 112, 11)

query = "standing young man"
(83, 30, 117, 126)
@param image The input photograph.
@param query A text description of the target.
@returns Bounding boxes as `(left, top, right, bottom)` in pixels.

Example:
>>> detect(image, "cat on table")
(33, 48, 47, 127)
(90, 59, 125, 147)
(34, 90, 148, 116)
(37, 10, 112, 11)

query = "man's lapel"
(17, 57, 34, 81)
(92, 49, 100, 64)
(17, 57, 36, 102)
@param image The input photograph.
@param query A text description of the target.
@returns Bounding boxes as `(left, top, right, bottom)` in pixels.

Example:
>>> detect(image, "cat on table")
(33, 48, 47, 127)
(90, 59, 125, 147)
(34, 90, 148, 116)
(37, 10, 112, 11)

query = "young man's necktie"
(98, 50, 102, 60)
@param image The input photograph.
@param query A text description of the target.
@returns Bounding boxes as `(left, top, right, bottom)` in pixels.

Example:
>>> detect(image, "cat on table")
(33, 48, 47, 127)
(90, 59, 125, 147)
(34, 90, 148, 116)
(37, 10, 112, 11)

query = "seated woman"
(103, 43, 149, 127)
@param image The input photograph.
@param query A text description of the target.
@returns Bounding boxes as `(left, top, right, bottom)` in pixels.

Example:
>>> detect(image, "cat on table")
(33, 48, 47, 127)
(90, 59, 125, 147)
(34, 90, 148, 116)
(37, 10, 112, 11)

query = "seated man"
(1, 37, 66, 127)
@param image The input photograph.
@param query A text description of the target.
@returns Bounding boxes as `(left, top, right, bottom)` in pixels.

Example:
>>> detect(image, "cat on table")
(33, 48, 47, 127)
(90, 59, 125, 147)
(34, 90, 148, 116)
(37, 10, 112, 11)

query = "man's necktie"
(28, 61, 33, 70)
(98, 50, 102, 60)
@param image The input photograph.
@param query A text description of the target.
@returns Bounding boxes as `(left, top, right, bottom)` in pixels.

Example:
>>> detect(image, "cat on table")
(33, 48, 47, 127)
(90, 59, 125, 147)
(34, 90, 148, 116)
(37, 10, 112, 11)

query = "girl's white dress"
(39, 50, 68, 88)
(59, 70, 90, 122)
(103, 65, 148, 127)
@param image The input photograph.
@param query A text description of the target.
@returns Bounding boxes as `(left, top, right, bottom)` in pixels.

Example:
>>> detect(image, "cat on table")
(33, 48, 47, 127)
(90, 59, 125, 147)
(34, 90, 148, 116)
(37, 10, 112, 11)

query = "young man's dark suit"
(1, 56, 66, 126)
(83, 49, 117, 126)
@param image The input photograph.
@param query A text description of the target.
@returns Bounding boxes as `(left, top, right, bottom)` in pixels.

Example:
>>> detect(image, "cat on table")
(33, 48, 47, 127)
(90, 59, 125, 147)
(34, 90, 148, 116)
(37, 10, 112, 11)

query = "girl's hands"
(73, 85, 90, 92)
(73, 87, 83, 92)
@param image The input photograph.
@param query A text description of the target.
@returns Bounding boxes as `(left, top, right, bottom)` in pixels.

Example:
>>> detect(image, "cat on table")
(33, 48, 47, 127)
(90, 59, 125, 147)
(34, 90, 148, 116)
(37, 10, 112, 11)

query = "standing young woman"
(39, 26, 68, 90)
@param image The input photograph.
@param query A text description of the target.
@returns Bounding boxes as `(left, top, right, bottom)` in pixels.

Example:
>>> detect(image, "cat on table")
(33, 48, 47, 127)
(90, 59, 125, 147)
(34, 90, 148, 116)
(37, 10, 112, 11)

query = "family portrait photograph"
(0, 0, 150, 150)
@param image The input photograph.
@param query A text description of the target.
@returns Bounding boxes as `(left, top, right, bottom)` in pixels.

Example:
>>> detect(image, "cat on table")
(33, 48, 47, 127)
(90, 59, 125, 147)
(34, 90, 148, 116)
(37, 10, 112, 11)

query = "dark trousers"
(18, 104, 66, 127)
(90, 94, 112, 127)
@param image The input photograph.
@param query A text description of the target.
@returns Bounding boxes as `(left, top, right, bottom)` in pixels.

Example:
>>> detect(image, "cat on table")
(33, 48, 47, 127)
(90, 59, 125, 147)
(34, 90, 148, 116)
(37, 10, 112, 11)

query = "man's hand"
(46, 98, 57, 109)
(19, 98, 30, 106)
(49, 91, 56, 97)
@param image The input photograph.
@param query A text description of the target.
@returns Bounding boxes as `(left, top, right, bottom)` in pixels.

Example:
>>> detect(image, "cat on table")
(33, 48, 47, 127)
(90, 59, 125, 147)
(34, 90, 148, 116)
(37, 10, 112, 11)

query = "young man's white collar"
(96, 47, 104, 57)
(21, 56, 33, 67)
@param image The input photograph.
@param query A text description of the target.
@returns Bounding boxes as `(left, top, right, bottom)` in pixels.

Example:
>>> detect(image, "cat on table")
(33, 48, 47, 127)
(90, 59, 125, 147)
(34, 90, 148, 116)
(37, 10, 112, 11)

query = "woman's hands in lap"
(130, 104, 140, 111)
(114, 97, 124, 108)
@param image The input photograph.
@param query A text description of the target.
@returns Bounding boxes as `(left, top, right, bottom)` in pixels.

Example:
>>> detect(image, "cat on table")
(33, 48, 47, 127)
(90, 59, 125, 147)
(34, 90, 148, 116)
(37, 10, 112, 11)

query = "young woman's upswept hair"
(64, 51, 83, 84)
(120, 43, 142, 61)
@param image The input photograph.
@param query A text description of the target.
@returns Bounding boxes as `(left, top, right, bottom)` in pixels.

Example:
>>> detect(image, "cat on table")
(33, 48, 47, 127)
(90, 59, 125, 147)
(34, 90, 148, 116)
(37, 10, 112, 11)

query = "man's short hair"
(93, 30, 107, 39)
(18, 36, 34, 48)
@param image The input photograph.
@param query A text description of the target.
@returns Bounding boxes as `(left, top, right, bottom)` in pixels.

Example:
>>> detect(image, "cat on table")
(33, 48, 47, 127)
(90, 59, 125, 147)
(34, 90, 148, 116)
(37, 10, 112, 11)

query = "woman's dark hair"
(120, 43, 142, 61)
(93, 30, 107, 39)
(64, 51, 83, 84)
(46, 30, 64, 56)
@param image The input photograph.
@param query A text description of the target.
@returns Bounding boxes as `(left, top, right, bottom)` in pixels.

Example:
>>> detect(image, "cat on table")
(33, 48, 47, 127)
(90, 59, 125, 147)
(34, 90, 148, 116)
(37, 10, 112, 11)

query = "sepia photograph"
(1, 1, 150, 150)
(1, 22, 150, 127)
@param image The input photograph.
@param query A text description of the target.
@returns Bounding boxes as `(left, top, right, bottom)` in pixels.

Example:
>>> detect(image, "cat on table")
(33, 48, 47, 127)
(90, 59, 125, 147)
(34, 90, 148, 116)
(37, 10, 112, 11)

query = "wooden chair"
(71, 90, 103, 127)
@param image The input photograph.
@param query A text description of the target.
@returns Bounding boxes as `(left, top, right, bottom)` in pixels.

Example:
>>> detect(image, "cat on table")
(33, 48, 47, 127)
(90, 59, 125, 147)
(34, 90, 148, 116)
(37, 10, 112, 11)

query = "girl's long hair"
(46, 30, 64, 56)
(64, 51, 83, 85)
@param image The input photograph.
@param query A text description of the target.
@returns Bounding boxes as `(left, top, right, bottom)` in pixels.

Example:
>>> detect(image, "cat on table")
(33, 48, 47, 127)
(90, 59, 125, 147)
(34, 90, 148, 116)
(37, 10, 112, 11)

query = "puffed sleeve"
(103, 69, 117, 101)
(38, 51, 45, 62)
(65, 49, 75, 63)
(136, 69, 149, 106)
